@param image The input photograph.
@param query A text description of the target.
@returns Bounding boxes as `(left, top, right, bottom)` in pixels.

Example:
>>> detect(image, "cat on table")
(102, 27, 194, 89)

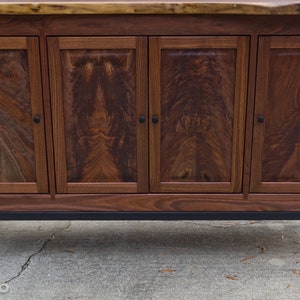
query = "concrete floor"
(1, 220, 300, 299)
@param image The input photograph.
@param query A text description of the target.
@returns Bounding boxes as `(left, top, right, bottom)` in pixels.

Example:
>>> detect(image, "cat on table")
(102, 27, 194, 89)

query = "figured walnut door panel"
(251, 36, 300, 193)
(150, 37, 249, 193)
(48, 37, 148, 193)
(0, 37, 48, 193)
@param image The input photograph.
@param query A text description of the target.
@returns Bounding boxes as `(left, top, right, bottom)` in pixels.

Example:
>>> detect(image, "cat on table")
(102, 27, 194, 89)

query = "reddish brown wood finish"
(242, 34, 258, 198)
(1, 15, 300, 37)
(1, 15, 300, 213)
(150, 37, 249, 193)
(42, 15, 300, 36)
(2, 193, 300, 212)
(251, 36, 300, 193)
(48, 37, 148, 194)
(39, 33, 57, 198)
(0, 37, 48, 193)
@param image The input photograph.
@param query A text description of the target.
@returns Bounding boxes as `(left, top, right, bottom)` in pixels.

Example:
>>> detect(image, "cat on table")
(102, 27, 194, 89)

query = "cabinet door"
(150, 37, 249, 193)
(251, 37, 300, 193)
(48, 37, 148, 193)
(0, 37, 48, 193)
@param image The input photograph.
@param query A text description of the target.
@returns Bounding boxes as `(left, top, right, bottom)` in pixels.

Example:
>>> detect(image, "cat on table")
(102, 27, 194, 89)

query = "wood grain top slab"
(0, 0, 299, 15)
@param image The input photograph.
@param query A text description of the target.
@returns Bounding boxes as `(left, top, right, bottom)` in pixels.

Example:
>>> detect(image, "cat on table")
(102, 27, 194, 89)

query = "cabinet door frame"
(0, 37, 48, 193)
(149, 36, 249, 193)
(48, 37, 148, 194)
(251, 36, 300, 193)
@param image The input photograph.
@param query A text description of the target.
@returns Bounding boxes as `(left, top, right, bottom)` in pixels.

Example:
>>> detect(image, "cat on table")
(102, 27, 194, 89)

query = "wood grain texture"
(48, 38, 68, 193)
(2, 193, 300, 212)
(242, 34, 258, 197)
(150, 37, 248, 193)
(39, 34, 57, 198)
(160, 48, 235, 183)
(1, 15, 300, 214)
(1, 15, 300, 37)
(231, 37, 249, 193)
(48, 37, 147, 193)
(67, 182, 137, 193)
(0, 49, 35, 183)
(0, 183, 38, 193)
(263, 48, 300, 182)
(27, 38, 48, 193)
(149, 37, 161, 192)
(40, 15, 300, 37)
(59, 37, 137, 49)
(251, 36, 300, 193)
(0, 1, 300, 16)
(0, 38, 48, 193)
(135, 37, 149, 193)
(62, 48, 137, 183)
(0, 37, 27, 49)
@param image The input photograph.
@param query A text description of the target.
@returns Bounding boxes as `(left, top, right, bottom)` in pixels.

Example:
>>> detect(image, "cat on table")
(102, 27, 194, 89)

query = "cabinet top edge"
(0, 1, 300, 15)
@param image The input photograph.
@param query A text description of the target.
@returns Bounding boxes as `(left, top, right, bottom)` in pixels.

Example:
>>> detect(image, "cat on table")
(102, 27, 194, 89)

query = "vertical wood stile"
(149, 37, 161, 192)
(231, 36, 249, 192)
(242, 34, 258, 198)
(136, 37, 149, 193)
(27, 37, 48, 193)
(39, 33, 57, 198)
(250, 37, 270, 192)
(47, 37, 68, 193)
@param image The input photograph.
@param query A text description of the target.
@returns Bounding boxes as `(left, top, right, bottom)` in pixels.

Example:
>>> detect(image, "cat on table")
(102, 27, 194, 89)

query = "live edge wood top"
(0, 0, 299, 15)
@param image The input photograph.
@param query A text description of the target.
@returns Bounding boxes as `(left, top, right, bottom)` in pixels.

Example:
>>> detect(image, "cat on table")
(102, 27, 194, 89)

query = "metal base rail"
(1, 212, 300, 220)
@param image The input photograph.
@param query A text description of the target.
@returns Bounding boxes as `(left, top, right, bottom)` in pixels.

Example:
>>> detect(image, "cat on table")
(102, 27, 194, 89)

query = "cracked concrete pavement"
(1, 220, 300, 299)
(1, 222, 71, 287)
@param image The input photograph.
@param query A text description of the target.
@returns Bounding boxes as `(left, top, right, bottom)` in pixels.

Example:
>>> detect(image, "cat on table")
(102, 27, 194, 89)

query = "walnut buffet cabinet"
(1, 1, 300, 219)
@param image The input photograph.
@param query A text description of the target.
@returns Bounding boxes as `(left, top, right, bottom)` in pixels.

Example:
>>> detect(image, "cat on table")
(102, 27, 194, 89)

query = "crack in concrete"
(3, 221, 71, 285)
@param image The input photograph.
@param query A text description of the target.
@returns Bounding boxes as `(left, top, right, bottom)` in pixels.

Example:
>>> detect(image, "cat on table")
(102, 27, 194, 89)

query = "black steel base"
(1, 212, 300, 220)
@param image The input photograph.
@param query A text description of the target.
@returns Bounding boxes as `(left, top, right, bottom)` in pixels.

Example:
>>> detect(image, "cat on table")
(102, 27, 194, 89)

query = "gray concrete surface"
(1, 220, 300, 299)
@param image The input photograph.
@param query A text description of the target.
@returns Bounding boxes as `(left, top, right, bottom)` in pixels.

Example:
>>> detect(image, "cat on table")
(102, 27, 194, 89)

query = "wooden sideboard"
(1, 1, 300, 218)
